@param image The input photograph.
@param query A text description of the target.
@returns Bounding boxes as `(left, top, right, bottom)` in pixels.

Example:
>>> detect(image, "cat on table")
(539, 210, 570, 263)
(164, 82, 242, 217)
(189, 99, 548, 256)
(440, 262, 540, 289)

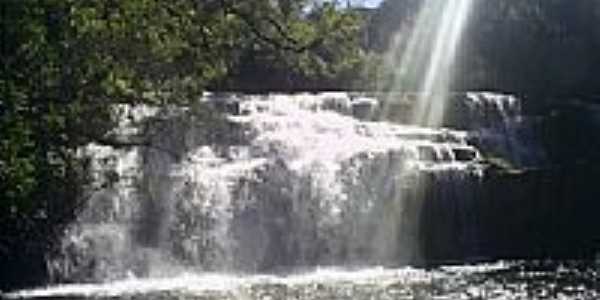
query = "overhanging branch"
(219, 0, 323, 53)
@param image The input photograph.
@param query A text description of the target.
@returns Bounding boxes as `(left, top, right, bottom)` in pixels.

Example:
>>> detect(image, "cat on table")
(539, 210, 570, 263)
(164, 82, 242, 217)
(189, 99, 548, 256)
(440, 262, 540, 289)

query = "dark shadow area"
(418, 164, 600, 264)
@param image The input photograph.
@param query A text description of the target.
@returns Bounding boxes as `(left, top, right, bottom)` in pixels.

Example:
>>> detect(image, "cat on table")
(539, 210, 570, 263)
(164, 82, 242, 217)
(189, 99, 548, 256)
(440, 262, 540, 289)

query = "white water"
(44, 93, 491, 284)
(10, 262, 599, 300)
(9, 263, 516, 299)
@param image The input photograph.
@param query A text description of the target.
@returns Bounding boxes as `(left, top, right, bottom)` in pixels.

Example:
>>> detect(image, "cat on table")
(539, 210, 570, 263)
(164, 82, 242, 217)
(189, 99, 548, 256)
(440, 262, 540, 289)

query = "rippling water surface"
(7, 261, 600, 300)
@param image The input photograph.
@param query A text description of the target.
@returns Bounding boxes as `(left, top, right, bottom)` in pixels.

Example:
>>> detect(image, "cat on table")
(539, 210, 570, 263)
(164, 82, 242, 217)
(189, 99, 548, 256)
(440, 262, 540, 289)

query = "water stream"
(47, 93, 489, 281)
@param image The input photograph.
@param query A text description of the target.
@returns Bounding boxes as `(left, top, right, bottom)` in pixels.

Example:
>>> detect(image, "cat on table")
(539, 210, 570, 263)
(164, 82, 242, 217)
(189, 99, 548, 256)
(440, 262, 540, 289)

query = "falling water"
(41, 93, 485, 284)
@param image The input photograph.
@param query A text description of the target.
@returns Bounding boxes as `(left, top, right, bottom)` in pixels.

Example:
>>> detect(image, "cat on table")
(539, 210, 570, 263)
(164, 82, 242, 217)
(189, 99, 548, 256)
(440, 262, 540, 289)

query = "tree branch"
(219, 0, 323, 53)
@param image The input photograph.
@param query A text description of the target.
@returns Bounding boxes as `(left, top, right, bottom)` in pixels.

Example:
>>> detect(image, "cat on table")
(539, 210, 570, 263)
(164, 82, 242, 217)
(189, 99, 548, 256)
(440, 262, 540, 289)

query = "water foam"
(49, 93, 487, 283)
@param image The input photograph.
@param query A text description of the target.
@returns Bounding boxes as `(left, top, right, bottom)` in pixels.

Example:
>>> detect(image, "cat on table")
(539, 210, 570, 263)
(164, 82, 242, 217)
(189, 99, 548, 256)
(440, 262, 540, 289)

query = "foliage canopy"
(0, 0, 365, 289)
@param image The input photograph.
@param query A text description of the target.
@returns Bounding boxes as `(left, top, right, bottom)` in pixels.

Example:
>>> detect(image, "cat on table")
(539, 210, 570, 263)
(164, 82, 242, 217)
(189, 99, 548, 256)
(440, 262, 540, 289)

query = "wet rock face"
(369, 92, 547, 168)
(442, 92, 546, 168)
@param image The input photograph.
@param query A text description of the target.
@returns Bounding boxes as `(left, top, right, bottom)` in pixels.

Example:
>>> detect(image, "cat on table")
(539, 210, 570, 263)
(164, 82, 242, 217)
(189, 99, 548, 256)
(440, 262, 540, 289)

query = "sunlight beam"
(381, 0, 475, 127)
(413, 0, 475, 127)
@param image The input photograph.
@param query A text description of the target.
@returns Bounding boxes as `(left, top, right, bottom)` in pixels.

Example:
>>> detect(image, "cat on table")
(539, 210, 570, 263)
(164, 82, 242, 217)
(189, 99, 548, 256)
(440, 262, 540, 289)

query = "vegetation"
(0, 0, 366, 289)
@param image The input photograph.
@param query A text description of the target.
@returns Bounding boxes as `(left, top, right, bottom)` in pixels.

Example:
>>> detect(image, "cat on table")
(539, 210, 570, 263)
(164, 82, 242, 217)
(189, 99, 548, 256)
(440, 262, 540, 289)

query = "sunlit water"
(8, 262, 600, 299)
(46, 93, 489, 282)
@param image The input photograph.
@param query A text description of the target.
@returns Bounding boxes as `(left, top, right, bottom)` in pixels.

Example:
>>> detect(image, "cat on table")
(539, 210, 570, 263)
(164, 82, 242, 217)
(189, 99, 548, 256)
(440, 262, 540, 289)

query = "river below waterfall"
(6, 261, 600, 299)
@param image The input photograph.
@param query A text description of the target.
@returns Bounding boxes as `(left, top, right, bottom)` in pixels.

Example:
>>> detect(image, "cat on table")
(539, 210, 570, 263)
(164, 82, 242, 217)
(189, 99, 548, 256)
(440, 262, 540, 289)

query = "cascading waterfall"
(461, 92, 546, 167)
(48, 92, 491, 283)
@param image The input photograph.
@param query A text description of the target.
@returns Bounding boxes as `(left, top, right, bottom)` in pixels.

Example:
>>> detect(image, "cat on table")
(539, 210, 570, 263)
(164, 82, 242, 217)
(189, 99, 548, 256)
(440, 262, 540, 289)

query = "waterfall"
(447, 92, 546, 167)
(48, 92, 509, 283)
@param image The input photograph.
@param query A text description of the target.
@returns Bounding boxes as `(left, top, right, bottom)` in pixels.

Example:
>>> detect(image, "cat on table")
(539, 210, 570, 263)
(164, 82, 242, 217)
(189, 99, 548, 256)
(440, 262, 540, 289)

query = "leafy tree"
(0, 0, 365, 290)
